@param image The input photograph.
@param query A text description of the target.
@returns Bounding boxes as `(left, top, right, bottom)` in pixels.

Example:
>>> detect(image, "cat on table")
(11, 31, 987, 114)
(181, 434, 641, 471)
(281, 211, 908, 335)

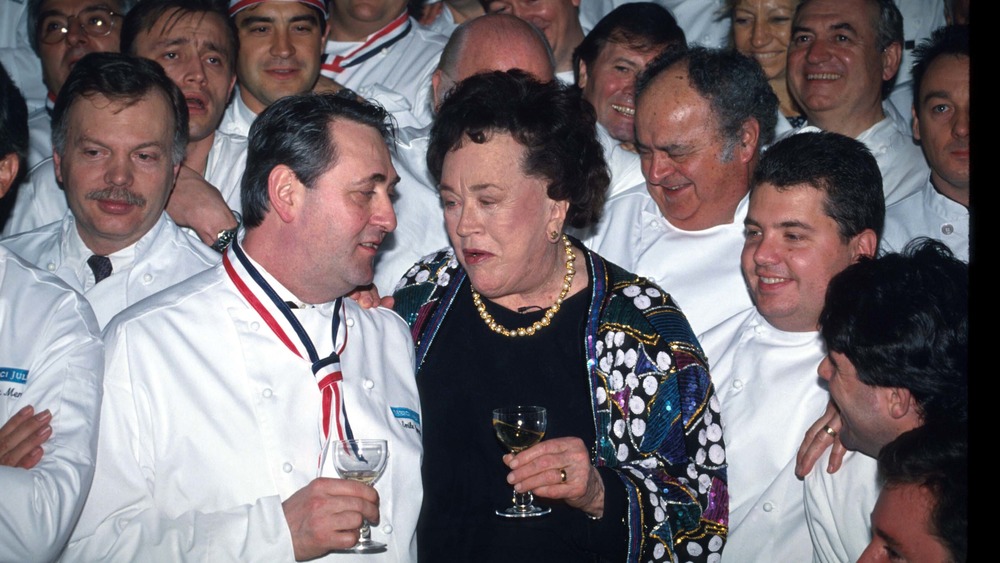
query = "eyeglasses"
(38, 7, 121, 45)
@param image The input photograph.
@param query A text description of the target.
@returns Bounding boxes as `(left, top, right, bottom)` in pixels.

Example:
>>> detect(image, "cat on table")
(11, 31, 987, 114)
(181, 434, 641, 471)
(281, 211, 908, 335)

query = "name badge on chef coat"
(391, 406, 421, 436)
(0, 367, 28, 399)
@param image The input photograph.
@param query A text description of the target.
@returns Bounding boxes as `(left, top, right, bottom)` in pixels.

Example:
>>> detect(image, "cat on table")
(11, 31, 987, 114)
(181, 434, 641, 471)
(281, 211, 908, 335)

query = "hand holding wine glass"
(332, 439, 389, 552)
(492, 406, 550, 518)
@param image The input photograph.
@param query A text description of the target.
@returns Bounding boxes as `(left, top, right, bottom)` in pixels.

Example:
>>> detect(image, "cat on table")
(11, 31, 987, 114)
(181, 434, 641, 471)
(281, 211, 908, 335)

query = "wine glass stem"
(358, 520, 373, 545)
(513, 489, 535, 511)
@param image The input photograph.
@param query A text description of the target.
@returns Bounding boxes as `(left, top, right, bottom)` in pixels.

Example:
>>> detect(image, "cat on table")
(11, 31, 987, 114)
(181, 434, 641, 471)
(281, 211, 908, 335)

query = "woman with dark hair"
(393, 70, 728, 562)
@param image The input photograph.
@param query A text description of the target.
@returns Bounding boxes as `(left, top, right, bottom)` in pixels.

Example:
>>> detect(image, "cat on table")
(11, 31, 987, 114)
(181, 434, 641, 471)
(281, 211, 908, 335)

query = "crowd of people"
(0, 0, 968, 560)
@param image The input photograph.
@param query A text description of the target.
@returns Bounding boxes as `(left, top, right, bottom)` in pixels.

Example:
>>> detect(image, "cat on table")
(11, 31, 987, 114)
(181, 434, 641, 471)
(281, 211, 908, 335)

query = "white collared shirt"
(882, 178, 969, 262)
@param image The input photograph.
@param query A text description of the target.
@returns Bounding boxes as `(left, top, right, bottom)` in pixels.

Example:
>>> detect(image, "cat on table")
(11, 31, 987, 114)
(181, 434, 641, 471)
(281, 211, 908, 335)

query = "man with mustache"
(881, 25, 969, 262)
(66, 92, 422, 562)
(1, 52, 218, 328)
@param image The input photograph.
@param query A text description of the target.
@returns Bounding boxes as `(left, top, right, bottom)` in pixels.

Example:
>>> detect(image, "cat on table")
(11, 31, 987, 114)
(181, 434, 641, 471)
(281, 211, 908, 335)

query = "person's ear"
(0, 153, 20, 199)
(849, 228, 878, 260)
(881, 41, 903, 82)
(267, 165, 305, 223)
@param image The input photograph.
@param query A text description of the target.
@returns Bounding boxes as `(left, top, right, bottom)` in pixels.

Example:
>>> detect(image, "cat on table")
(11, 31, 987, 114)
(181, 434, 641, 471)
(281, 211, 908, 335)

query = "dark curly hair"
(427, 70, 609, 230)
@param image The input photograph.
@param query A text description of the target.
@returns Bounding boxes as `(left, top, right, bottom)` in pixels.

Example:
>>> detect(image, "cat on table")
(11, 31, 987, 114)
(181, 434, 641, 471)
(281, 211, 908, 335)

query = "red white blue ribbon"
(321, 11, 412, 73)
(223, 240, 355, 461)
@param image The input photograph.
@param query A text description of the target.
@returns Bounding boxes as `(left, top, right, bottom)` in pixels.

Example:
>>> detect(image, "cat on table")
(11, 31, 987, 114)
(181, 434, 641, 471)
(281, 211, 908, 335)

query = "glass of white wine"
(492, 405, 551, 518)
(332, 439, 388, 552)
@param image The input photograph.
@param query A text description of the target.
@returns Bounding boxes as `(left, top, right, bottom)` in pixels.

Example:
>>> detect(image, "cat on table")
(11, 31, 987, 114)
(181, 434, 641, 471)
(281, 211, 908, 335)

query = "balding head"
(432, 13, 555, 108)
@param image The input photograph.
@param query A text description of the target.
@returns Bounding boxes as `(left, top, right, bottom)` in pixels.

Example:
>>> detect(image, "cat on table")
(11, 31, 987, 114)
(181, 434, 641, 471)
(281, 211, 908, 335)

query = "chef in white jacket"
(65, 91, 422, 561)
(1, 53, 218, 328)
(0, 65, 104, 563)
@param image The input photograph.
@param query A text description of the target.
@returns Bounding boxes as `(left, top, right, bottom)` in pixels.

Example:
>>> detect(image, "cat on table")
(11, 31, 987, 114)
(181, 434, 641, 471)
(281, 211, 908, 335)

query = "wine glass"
(492, 406, 551, 518)
(332, 439, 389, 552)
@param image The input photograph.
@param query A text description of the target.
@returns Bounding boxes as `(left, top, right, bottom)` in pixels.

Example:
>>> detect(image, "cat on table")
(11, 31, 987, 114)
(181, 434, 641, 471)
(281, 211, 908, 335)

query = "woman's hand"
(795, 400, 847, 479)
(504, 437, 605, 518)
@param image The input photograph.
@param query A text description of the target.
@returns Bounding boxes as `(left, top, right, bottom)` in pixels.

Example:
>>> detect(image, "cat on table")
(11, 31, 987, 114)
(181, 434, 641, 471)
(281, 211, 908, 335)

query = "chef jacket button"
(142, 273, 153, 283)
(382, 525, 393, 534)
(346, 318, 355, 327)
(363, 379, 375, 390)
(250, 321, 260, 331)
(753, 325, 763, 335)
(47, 262, 56, 271)
(762, 502, 774, 512)
(732, 379, 744, 391)
(282, 462, 293, 473)
(941, 224, 954, 236)
(262, 388, 273, 398)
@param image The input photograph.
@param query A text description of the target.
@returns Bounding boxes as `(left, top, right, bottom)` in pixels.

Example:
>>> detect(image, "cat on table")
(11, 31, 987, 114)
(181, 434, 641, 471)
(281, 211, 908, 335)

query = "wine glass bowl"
(332, 439, 388, 552)
(492, 406, 551, 518)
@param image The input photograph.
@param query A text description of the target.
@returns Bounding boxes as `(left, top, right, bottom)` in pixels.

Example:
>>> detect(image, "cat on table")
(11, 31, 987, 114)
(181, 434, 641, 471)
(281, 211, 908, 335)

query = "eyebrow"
(77, 135, 166, 152)
(830, 22, 858, 35)
(921, 90, 953, 104)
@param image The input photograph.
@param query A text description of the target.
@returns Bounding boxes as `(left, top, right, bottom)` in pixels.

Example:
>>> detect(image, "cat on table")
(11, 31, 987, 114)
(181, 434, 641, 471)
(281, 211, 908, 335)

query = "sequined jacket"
(393, 246, 729, 563)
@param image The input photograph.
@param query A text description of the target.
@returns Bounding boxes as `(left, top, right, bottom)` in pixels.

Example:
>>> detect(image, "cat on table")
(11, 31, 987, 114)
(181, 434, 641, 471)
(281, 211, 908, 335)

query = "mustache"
(86, 187, 147, 207)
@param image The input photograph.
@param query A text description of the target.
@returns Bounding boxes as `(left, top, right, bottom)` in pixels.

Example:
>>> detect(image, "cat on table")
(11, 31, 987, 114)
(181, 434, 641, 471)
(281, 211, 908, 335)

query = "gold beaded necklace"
(470, 235, 576, 338)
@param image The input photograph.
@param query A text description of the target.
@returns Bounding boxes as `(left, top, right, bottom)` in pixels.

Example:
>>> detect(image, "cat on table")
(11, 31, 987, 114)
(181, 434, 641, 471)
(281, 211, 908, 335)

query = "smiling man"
(218, 0, 329, 137)
(801, 238, 967, 562)
(786, 0, 927, 205)
(66, 92, 423, 562)
(1, 53, 218, 327)
(698, 131, 882, 561)
(572, 2, 684, 197)
(579, 47, 776, 335)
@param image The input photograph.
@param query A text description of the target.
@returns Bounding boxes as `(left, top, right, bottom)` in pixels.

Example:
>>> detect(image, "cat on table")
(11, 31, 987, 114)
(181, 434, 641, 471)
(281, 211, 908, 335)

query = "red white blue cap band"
(229, 0, 328, 17)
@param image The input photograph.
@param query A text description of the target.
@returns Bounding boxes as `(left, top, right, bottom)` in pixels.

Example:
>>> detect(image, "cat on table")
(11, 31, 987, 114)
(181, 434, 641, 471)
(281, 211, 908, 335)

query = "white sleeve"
(804, 450, 880, 563)
(0, 289, 103, 563)
(64, 323, 297, 562)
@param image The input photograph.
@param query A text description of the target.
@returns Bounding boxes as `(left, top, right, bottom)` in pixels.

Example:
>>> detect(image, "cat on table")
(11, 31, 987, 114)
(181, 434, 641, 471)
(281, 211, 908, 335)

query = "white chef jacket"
(65, 244, 422, 561)
(575, 186, 753, 335)
(0, 245, 104, 563)
(578, 0, 729, 48)
(1, 212, 218, 327)
(26, 102, 53, 171)
(322, 16, 446, 130)
(0, 0, 47, 112)
(218, 87, 258, 138)
(792, 103, 928, 206)
(804, 450, 879, 563)
(596, 123, 645, 199)
(881, 179, 968, 262)
(373, 125, 448, 295)
(3, 131, 247, 237)
(697, 308, 829, 562)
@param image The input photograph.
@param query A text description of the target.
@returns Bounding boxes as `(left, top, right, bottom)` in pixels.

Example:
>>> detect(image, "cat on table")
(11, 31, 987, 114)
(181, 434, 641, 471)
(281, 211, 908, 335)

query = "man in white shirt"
(1, 53, 218, 327)
(0, 61, 104, 562)
(786, 0, 928, 206)
(66, 92, 422, 562)
(374, 13, 556, 294)
(698, 131, 882, 561)
(882, 25, 969, 261)
(8, 0, 242, 244)
(320, 0, 447, 129)
(800, 238, 967, 563)
(22, 0, 130, 170)
(579, 47, 777, 335)
(572, 3, 684, 198)
(122, 0, 248, 245)
(218, 0, 333, 138)
(483, 0, 585, 83)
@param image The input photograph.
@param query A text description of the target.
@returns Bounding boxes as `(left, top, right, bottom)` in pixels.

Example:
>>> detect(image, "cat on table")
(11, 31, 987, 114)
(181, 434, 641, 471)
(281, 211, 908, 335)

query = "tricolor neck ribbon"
(223, 240, 355, 458)
(321, 12, 412, 74)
